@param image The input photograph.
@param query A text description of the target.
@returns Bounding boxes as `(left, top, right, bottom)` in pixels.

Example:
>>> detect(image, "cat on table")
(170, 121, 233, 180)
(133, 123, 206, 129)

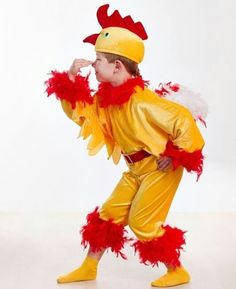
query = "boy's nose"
(92, 61, 96, 68)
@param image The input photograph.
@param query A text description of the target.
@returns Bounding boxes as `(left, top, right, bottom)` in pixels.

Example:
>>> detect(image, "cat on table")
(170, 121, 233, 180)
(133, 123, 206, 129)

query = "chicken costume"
(45, 4, 206, 287)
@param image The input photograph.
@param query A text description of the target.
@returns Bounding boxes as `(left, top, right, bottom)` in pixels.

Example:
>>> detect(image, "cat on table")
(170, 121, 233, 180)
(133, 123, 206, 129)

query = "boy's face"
(92, 53, 116, 83)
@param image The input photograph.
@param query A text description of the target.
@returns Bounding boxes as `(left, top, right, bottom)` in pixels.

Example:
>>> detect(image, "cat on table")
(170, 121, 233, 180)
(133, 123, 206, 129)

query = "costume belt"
(122, 150, 151, 164)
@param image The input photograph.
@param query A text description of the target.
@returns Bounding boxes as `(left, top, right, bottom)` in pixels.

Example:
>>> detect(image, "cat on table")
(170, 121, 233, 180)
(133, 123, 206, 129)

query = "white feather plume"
(155, 83, 208, 126)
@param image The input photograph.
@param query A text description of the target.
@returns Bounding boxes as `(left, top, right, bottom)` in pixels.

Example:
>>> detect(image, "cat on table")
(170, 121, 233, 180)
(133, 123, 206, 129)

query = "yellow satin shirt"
(61, 86, 204, 164)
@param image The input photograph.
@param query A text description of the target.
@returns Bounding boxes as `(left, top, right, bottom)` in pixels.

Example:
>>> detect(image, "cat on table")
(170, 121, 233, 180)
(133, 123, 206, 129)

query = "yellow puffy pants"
(99, 155, 183, 241)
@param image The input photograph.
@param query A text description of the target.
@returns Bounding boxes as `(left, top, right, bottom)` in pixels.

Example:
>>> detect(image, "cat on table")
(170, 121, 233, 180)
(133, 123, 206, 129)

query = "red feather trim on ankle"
(132, 225, 186, 267)
(80, 207, 128, 259)
(45, 71, 93, 109)
(161, 141, 204, 181)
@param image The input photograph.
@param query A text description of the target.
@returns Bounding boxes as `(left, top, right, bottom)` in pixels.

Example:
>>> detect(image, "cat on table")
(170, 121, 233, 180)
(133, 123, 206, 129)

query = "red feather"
(198, 116, 207, 128)
(97, 76, 148, 107)
(161, 141, 204, 181)
(132, 225, 186, 267)
(45, 71, 93, 109)
(155, 82, 180, 97)
(81, 207, 128, 259)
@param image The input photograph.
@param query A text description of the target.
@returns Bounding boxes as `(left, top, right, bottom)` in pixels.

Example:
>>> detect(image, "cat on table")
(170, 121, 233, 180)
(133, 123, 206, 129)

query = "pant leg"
(128, 165, 183, 240)
(126, 155, 185, 267)
(81, 170, 139, 258)
(99, 171, 139, 225)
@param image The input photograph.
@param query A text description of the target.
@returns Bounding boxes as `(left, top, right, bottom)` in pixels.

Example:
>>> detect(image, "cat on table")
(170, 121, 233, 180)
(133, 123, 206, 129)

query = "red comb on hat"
(83, 4, 148, 44)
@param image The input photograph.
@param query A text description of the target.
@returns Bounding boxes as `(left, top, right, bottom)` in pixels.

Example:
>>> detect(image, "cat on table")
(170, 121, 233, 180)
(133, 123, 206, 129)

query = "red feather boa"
(132, 225, 186, 267)
(45, 71, 93, 109)
(97, 77, 148, 107)
(161, 141, 204, 181)
(80, 207, 128, 259)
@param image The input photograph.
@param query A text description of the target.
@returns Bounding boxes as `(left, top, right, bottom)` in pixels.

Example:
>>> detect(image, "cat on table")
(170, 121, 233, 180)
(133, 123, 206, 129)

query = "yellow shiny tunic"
(61, 85, 204, 241)
(61, 86, 204, 164)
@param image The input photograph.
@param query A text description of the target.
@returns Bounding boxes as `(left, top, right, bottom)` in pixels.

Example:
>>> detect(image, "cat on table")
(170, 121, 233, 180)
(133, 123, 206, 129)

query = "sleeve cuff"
(161, 141, 204, 181)
(45, 70, 93, 109)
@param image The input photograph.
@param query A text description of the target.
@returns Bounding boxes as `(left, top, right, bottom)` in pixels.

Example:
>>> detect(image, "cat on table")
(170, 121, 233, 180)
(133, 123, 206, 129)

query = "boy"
(45, 4, 205, 287)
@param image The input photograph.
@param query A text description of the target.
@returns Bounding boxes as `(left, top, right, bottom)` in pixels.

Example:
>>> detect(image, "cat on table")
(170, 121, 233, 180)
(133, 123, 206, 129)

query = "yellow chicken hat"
(83, 4, 148, 64)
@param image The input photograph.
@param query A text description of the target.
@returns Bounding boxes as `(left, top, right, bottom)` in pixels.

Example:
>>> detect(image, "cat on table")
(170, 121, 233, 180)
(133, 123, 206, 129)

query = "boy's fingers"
(159, 165, 170, 171)
(157, 159, 167, 166)
(157, 157, 172, 171)
(76, 61, 93, 68)
(75, 59, 93, 64)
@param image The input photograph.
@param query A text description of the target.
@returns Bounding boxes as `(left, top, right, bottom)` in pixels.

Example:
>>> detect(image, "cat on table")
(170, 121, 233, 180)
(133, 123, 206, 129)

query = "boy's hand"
(157, 156, 173, 171)
(68, 59, 93, 81)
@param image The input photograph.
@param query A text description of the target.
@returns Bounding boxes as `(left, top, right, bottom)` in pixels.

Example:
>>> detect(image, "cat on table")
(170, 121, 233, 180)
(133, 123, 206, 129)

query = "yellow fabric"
(151, 266, 190, 287)
(61, 86, 204, 164)
(95, 27, 145, 63)
(57, 256, 98, 283)
(61, 100, 105, 156)
(99, 155, 183, 241)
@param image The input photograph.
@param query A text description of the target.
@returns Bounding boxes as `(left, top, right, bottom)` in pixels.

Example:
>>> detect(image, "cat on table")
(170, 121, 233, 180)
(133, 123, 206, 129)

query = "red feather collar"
(96, 77, 148, 107)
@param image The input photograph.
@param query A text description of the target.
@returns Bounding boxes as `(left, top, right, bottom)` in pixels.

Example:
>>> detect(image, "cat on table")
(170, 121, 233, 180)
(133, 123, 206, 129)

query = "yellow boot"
(151, 266, 190, 287)
(57, 256, 98, 283)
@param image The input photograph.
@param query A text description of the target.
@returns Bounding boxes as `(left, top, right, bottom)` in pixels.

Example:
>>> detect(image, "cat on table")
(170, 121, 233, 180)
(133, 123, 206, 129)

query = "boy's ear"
(114, 60, 123, 73)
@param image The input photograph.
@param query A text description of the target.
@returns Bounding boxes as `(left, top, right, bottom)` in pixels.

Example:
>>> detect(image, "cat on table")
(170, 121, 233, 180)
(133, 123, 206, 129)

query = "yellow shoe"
(57, 257, 98, 283)
(151, 266, 190, 287)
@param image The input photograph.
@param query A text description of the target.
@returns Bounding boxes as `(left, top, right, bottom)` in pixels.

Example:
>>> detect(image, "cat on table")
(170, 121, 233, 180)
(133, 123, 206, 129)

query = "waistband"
(122, 150, 151, 164)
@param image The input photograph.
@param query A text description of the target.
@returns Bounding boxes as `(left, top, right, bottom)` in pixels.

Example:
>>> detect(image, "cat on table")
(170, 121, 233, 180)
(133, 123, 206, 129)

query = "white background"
(0, 0, 235, 212)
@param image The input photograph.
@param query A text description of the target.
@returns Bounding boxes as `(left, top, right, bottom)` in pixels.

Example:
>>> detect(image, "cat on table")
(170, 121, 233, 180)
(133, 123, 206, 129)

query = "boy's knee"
(128, 215, 144, 237)
(99, 202, 123, 223)
(128, 214, 164, 240)
(99, 202, 113, 220)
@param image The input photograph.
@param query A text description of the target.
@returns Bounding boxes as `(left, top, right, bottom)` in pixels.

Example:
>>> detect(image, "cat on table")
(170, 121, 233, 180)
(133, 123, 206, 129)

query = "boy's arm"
(138, 94, 205, 179)
(45, 58, 93, 120)
(160, 106, 205, 180)
(44, 60, 106, 156)
(45, 58, 94, 126)
(60, 99, 85, 126)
